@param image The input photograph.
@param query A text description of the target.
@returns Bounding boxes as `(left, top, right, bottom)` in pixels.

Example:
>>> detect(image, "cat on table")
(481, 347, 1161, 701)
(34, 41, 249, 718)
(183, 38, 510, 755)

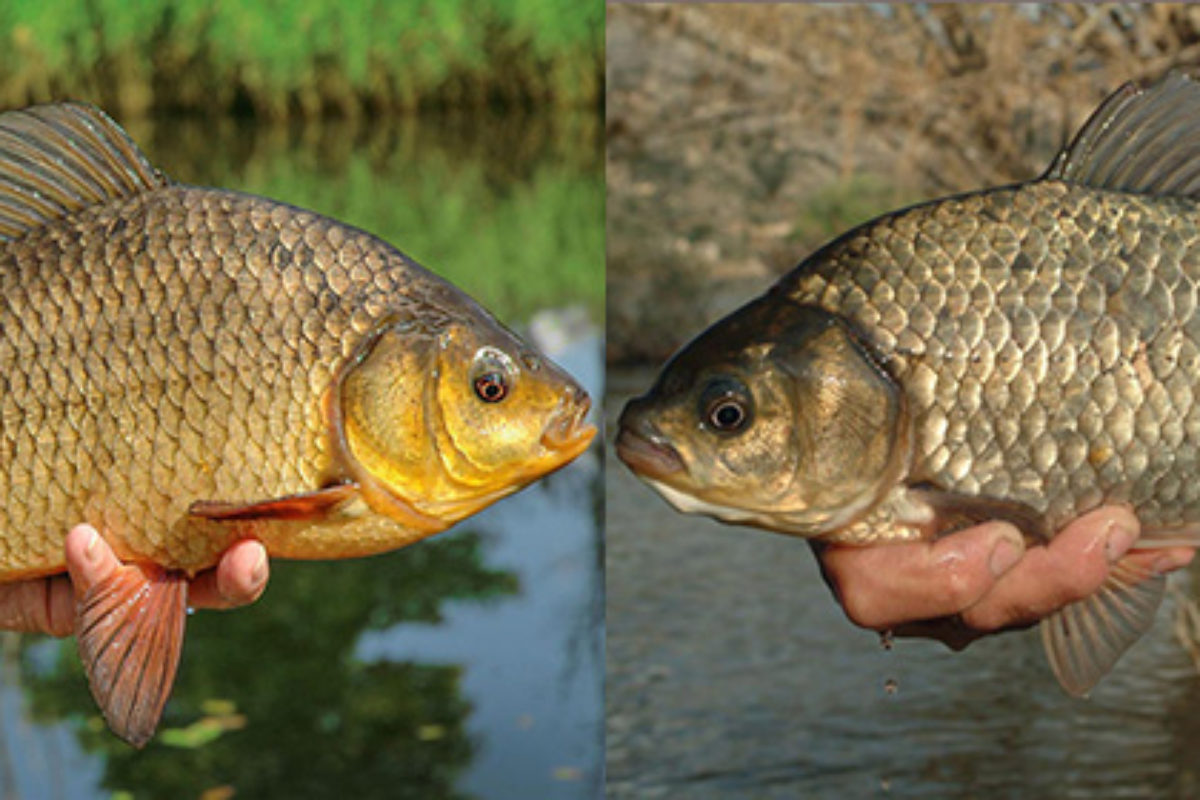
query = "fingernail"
(1105, 522, 1137, 563)
(250, 549, 268, 588)
(989, 532, 1023, 577)
(83, 528, 101, 566)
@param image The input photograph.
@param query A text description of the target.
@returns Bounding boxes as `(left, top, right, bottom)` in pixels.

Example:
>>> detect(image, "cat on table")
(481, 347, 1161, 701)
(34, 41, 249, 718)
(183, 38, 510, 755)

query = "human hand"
(811, 506, 1197, 650)
(0, 524, 270, 636)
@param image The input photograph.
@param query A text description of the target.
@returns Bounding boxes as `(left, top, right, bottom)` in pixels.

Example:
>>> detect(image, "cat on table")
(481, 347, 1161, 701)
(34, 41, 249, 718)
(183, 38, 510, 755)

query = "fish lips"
(541, 391, 597, 461)
(615, 421, 686, 481)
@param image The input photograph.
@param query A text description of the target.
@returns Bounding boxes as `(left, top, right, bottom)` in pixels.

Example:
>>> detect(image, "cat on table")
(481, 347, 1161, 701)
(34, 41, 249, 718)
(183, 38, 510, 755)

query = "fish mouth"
(541, 391, 597, 462)
(615, 424, 685, 480)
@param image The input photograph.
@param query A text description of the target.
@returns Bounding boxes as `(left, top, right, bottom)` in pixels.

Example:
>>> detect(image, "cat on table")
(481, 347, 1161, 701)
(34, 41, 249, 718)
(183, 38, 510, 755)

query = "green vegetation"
(126, 109, 604, 320)
(788, 175, 924, 254)
(0, 0, 602, 118)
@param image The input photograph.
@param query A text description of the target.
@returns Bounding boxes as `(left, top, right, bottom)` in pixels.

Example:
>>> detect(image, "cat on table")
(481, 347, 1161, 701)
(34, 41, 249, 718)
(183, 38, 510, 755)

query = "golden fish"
(618, 72, 1200, 696)
(0, 103, 595, 746)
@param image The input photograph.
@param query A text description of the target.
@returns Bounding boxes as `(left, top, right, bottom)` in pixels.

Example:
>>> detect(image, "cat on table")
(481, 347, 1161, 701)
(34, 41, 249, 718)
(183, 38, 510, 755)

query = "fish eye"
(699, 377, 753, 434)
(471, 348, 516, 404)
(474, 372, 508, 403)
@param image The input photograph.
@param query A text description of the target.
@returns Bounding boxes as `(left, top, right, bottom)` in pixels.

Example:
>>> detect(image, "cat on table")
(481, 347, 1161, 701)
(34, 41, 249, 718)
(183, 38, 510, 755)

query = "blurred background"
(0, 2, 604, 799)
(607, 4, 1200, 799)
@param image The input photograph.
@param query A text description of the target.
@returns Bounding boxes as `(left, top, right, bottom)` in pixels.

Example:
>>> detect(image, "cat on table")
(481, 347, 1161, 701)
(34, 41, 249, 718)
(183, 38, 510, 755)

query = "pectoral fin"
(188, 483, 358, 522)
(75, 561, 188, 748)
(1039, 557, 1165, 697)
(905, 484, 1050, 543)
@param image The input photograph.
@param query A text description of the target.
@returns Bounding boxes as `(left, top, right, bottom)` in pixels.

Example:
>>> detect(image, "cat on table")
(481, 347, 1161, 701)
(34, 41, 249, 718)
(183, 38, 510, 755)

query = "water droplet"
(884, 678, 898, 695)
(879, 629, 894, 650)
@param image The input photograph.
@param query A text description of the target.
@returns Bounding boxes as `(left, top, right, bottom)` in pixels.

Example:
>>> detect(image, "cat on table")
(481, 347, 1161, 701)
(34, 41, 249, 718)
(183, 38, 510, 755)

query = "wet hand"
(811, 506, 1197, 650)
(0, 524, 270, 637)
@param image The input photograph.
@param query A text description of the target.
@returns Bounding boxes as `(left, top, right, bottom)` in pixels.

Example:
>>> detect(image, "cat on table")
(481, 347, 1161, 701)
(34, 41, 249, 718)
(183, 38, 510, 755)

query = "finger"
(187, 539, 268, 610)
(815, 521, 1026, 630)
(64, 524, 122, 601)
(0, 576, 74, 636)
(959, 506, 1139, 631)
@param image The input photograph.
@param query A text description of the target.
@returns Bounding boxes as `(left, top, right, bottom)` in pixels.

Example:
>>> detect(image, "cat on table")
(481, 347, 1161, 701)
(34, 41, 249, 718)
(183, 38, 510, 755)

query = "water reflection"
(0, 109, 602, 799)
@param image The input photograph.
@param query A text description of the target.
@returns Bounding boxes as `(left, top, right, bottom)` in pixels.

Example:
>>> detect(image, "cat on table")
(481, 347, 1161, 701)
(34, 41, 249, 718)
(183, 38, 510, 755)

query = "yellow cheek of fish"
(433, 356, 566, 489)
(338, 320, 589, 527)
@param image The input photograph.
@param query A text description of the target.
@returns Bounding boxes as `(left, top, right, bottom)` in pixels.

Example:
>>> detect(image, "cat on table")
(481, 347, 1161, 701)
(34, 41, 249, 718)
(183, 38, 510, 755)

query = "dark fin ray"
(0, 102, 167, 241)
(75, 562, 187, 748)
(188, 483, 358, 522)
(1044, 70, 1200, 198)
(905, 484, 1050, 543)
(1039, 558, 1165, 697)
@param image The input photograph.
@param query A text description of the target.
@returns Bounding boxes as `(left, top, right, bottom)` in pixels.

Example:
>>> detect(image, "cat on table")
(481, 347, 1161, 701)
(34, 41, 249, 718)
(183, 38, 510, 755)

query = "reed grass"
(0, 0, 601, 118)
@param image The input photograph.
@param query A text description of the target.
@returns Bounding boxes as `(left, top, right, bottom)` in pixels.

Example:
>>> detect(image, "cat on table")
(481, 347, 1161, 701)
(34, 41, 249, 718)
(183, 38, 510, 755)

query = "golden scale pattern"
(786, 180, 1200, 532)
(0, 186, 446, 573)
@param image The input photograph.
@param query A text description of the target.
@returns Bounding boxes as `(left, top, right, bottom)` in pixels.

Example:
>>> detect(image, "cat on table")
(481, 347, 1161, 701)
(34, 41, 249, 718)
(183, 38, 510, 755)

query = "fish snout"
(615, 398, 685, 479)
(541, 383, 596, 456)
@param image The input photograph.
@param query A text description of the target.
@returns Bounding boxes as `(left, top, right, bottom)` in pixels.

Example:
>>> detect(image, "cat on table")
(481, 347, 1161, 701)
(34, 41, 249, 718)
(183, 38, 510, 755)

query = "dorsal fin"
(1044, 70, 1200, 198)
(0, 101, 168, 241)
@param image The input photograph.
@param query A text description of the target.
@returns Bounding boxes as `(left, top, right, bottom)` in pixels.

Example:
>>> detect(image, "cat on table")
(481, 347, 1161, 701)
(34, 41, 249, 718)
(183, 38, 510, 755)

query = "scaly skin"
(0, 185, 483, 576)
(784, 180, 1200, 536)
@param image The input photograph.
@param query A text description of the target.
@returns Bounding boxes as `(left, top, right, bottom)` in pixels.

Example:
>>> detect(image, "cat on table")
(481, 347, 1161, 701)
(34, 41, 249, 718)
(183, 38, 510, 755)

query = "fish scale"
(785, 181, 1200, 531)
(1, 188, 359, 571)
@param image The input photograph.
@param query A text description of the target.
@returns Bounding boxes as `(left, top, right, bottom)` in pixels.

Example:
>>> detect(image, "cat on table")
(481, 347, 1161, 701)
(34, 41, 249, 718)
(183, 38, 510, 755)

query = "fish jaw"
(614, 413, 818, 533)
(614, 424, 685, 481)
(539, 386, 597, 463)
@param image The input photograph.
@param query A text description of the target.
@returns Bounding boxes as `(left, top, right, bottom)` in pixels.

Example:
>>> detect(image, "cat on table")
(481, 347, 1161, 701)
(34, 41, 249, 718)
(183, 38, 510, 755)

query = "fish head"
(337, 310, 595, 528)
(617, 294, 907, 536)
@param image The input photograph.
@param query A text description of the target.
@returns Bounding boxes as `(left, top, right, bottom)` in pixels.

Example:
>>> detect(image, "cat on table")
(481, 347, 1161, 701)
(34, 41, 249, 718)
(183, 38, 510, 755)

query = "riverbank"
(0, 0, 601, 119)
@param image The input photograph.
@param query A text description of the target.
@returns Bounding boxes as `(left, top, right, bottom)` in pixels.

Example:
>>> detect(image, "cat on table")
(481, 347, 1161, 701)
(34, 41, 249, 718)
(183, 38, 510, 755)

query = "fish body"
(0, 103, 594, 745)
(618, 72, 1200, 696)
(780, 179, 1200, 539)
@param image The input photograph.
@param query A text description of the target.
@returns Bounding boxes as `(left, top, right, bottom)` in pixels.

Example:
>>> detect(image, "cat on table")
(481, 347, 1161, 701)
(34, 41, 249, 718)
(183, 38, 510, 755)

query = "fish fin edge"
(904, 484, 1049, 542)
(188, 483, 359, 522)
(0, 102, 167, 241)
(1044, 70, 1200, 199)
(75, 561, 188, 748)
(1038, 557, 1164, 697)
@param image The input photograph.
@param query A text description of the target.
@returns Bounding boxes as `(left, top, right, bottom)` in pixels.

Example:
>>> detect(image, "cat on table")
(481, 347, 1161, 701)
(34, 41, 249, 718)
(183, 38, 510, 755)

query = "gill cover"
(620, 296, 907, 535)
(336, 314, 591, 527)
(768, 301, 907, 530)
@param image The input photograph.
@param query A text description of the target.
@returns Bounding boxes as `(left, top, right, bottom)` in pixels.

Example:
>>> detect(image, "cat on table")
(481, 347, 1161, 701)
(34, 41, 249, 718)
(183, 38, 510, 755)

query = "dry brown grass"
(608, 3, 1200, 363)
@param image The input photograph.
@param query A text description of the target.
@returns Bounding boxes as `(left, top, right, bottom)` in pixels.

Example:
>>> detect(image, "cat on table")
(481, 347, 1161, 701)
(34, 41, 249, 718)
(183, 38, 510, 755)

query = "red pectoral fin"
(74, 562, 188, 748)
(187, 483, 358, 522)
